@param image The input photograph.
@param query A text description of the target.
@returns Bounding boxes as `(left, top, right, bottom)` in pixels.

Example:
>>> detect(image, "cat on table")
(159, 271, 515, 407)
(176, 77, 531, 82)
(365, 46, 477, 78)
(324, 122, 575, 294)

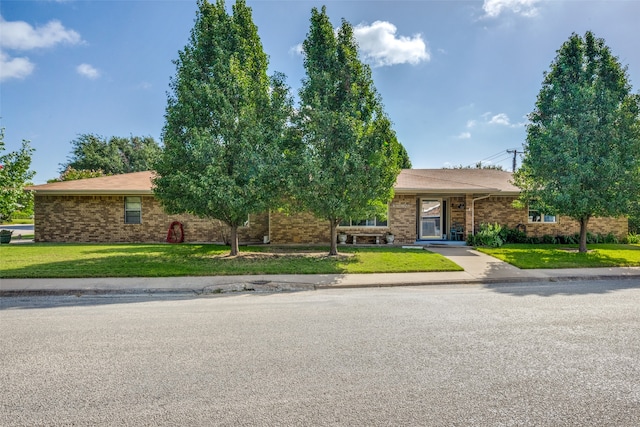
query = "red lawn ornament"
(166, 221, 184, 243)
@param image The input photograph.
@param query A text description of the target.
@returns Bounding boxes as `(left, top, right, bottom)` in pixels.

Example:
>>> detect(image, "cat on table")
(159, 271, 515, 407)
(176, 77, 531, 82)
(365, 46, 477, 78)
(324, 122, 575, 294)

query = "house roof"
(395, 169, 520, 194)
(27, 171, 156, 195)
(27, 169, 520, 195)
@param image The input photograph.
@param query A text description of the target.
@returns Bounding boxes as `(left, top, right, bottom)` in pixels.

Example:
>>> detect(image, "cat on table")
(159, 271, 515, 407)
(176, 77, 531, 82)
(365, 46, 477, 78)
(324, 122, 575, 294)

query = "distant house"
(27, 169, 627, 244)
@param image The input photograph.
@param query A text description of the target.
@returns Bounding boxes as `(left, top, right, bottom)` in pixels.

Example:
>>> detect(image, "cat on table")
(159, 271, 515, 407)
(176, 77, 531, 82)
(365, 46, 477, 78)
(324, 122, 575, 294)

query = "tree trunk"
(329, 219, 339, 256)
(230, 225, 239, 257)
(578, 216, 590, 253)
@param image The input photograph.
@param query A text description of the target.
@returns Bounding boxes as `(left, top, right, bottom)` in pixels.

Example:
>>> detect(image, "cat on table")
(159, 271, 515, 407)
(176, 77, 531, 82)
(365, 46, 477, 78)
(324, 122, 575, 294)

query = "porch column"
(464, 194, 473, 239)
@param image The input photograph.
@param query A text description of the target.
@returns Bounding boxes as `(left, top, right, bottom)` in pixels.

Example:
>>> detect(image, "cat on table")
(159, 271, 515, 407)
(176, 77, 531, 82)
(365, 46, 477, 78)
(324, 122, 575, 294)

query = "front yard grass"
(477, 244, 640, 269)
(0, 244, 462, 278)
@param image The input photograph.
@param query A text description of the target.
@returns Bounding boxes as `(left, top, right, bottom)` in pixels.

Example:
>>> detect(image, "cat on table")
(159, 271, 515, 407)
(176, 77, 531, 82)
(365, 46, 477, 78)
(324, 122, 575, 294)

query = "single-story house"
(27, 169, 628, 244)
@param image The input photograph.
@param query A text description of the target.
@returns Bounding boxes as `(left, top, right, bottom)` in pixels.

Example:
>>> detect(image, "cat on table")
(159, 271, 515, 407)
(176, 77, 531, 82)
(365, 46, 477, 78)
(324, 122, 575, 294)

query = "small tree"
(514, 31, 640, 252)
(153, 0, 292, 256)
(293, 7, 404, 255)
(0, 129, 35, 222)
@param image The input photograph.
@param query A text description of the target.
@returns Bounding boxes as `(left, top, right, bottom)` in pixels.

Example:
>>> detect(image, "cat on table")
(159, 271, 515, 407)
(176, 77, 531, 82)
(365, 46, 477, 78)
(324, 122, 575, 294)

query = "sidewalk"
(1, 247, 638, 296)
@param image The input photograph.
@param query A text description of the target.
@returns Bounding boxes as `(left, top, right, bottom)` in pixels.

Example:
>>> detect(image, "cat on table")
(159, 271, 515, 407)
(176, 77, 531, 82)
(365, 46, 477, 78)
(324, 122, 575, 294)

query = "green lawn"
(1, 220, 34, 225)
(0, 244, 462, 278)
(477, 244, 640, 269)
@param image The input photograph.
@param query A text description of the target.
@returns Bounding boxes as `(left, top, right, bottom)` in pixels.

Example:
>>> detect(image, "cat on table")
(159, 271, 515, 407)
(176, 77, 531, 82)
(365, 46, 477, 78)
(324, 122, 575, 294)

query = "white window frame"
(339, 216, 388, 227)
(124, 196, 142, 224)
(528, 207, 556, 224)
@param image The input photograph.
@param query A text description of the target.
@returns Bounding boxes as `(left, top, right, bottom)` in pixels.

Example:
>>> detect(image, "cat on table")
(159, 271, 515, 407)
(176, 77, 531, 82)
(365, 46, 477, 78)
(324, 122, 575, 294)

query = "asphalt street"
(2, 280, 639, 426)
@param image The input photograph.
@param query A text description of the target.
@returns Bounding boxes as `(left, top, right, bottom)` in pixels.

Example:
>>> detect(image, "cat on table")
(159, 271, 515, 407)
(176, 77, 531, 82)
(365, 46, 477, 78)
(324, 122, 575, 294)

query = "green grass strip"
(477, 243, 640, 269)
(0, 244, 462, 278)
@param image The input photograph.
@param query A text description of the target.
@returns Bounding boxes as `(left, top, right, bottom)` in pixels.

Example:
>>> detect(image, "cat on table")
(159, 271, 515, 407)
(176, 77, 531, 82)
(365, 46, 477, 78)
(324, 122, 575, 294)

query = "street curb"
(1, 274, 637, 297)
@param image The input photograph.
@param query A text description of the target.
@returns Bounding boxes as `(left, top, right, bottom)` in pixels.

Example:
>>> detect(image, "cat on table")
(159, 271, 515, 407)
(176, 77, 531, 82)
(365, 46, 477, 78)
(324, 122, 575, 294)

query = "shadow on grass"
(480, 244, 640, 269)
(0, 243, 360, 278)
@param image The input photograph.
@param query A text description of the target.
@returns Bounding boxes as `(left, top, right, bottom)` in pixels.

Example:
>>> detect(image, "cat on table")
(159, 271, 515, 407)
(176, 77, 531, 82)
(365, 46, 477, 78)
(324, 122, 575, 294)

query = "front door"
(420, 199, 442, 239)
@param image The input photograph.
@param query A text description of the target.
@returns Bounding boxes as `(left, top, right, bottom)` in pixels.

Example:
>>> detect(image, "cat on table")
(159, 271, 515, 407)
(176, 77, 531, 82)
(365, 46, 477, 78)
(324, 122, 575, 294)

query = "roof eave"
(30, 189, 154, 196)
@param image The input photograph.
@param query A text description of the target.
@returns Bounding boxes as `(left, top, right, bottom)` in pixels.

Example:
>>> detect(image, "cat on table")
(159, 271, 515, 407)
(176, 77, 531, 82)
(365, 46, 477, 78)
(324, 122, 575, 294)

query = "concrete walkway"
(1, 246, 638, 296)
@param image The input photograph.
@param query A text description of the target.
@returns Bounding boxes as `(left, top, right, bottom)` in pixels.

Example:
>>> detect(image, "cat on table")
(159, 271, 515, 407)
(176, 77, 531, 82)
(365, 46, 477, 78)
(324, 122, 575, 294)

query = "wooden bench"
(350, 233, 385, 245)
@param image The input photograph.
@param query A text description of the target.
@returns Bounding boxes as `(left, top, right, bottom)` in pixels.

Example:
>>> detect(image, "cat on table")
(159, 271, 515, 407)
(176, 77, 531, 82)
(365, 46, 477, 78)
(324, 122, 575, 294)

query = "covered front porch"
(413, 195, 473, 243)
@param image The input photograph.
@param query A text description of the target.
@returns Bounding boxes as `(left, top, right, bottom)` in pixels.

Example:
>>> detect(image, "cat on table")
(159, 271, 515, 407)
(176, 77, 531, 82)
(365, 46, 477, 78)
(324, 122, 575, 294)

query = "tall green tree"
(0, 128, 35, 221)
(294, 7, 404, 255)
(61, 134, 161, 177)
(514, 31, 640, 252)
(153, 0, 292, 256)
(47, 167, 106, 183)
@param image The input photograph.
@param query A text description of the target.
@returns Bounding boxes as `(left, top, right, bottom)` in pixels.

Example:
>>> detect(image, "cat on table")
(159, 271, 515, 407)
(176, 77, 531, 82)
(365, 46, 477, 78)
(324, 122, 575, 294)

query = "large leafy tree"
(293, 7, 404, 256)
(514, 31, 640, 252)
(0, 128, 35, 221)
(61, 133, 161, 177)
(153, 0, 291, 256)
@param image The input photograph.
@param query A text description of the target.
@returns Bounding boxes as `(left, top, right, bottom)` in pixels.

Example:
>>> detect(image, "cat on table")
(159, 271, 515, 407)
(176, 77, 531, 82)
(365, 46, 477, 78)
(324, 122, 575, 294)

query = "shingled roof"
(28, 169, 520, 195)
(27, 171, 155, 195)
(395, 169, 520, 194)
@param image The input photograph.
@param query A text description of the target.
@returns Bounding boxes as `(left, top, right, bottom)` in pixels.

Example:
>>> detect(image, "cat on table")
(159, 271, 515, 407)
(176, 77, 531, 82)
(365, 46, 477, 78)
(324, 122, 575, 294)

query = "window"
(124, 197, 142, 224)
(339, 217, 388, 227)
(528, 208, 556, 223)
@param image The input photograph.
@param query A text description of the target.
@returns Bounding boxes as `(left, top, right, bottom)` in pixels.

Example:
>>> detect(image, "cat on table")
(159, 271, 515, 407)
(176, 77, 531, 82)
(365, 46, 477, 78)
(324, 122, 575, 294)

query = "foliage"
(292, 6, 404, 255)
(153, 0, 292, 256)
(467, 222, 504, 247)
(446, 162, 504, 170)
(60, 133, 161, 177)
(47, 166, 106, 183)
(513, 31, 640, 253)
(477, 244, 640, 269)
(626, 233, 640, 244)
(0, 244, 461, 278)
(0, 128, 35, 222)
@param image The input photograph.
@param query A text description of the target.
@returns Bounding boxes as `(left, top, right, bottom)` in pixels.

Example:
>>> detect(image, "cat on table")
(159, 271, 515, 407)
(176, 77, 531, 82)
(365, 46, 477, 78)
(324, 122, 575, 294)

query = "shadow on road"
(0, 290, 284, 310)
(485, 278, 640, 297)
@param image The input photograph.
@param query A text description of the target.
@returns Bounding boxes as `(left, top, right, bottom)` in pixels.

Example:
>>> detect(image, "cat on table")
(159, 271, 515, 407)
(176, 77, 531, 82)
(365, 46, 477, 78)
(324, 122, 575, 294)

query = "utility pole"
(507, 149, 519, 172)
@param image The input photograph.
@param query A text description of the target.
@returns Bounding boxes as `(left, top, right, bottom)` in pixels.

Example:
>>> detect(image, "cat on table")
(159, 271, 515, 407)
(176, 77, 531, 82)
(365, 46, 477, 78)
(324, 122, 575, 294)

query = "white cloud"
(466, 120, 477, 128)
(0, 15, 82, 82)
(77, 63, 100, 79)
(0, 51, 34, 82)
(0, 16, 81, 50)
(486, 112, 527, 128)
(353, 21, 429, 67)
(488, 113, 511, 126)
(289, 43, 303, 56)
(482, 0, 540, 18)
(457, 132, 472, 139)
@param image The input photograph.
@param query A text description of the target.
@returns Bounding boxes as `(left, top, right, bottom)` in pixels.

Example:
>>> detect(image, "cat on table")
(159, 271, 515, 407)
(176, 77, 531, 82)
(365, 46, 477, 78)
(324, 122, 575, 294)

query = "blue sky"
(1, 0, 639, 184)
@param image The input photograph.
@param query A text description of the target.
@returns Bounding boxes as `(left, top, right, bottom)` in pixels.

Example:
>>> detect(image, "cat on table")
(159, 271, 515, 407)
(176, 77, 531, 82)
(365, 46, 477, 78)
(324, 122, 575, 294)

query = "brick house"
(28, 169, 627, 244)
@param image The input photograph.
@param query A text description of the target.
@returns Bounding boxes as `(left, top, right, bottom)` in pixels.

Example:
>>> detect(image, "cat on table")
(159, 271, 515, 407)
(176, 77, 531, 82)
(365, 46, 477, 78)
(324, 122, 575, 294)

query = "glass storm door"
(420, 199, 442, 239)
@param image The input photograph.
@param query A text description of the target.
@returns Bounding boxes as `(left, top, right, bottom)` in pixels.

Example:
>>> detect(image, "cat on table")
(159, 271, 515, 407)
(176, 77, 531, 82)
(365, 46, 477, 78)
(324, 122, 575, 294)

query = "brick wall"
(473, 196, 628, 240)
(269, 211, 330, 244)
(388, 194, 417, 244)
(34, 194, 268, 243)
(385, 194, 627, 243)
(35, 193, 627, 244)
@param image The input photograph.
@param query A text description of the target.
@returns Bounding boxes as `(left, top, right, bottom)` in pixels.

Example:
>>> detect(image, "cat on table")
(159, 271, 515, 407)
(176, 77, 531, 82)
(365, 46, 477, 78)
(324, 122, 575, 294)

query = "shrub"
(626, 233, 640, 244)
(503, 226, 528, 244)
(541, 234, 557, 244)
(468, 223, 504, 247)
